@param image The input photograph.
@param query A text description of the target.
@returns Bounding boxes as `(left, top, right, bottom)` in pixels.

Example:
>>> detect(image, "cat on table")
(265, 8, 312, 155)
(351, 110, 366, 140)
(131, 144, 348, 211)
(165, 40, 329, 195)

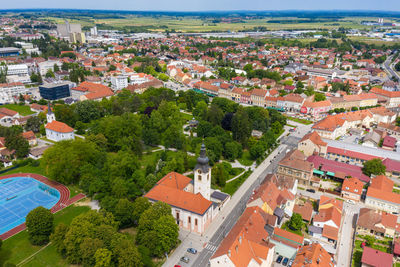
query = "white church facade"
(45, 103, 75, 142)
(144, 144, 221, 234)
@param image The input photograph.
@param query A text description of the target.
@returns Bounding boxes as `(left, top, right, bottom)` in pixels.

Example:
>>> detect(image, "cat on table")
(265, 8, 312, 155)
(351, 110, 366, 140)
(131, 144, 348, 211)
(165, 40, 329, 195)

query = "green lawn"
(222, 170, 251, 195)
(0, 205, 90, 266)
(1, 163, 46, 176)
(238, 150, 254, 166)
(286, 116, 313, 125)
(2, 104, 35, 116)
(281, 221, 304, 236)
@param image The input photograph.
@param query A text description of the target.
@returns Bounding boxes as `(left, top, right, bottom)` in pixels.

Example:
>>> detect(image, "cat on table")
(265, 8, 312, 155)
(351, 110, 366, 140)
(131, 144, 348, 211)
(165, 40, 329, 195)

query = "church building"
(45, 103, 75, 142)
(144, 144, 221, 234)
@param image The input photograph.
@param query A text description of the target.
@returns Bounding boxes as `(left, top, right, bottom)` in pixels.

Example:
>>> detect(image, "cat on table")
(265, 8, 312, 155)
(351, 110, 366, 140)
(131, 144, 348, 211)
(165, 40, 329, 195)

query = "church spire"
(194, 143, 210, 173)
(46, 102, 55, 123)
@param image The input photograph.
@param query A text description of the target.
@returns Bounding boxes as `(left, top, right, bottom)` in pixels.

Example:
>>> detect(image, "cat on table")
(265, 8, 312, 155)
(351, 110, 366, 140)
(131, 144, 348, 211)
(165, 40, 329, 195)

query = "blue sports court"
(0, 177, 60, 235)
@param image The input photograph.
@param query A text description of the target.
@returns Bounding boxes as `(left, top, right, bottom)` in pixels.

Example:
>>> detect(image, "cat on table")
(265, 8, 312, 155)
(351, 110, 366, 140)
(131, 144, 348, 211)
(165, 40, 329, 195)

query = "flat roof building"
(39, 82, 71, 100)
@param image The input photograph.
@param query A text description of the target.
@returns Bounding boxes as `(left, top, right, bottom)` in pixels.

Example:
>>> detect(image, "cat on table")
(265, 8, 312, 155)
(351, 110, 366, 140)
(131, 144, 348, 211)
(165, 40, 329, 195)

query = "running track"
(0, 173, 86, 240)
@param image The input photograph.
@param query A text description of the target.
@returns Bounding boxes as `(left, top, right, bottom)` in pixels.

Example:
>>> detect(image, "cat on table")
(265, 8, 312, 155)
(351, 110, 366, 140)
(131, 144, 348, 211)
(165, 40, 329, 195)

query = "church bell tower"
(46, 102, 55, 123)
(194, 143, 211, 201)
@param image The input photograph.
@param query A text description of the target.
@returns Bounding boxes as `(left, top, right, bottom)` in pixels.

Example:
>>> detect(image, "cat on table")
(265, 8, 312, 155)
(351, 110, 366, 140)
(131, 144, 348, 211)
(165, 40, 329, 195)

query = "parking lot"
(273, 253, 293, 267)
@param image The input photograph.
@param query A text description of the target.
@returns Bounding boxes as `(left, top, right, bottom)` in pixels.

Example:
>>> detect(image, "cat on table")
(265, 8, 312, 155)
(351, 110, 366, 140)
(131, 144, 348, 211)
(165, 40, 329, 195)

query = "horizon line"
(0, 8, 400, 13)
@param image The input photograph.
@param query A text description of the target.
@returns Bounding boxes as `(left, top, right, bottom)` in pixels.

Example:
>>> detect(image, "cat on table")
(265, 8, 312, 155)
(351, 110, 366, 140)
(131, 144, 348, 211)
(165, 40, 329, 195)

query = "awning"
(326, 171, 335, 176)
(313, 169, 324, 175)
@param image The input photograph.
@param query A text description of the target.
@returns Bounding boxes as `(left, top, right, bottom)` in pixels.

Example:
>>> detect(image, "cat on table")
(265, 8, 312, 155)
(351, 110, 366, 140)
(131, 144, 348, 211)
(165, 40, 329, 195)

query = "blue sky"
(2, 0, 399, 11)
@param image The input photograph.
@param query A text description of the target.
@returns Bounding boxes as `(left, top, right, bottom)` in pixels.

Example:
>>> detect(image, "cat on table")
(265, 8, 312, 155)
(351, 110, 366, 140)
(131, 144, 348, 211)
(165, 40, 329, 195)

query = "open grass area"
(42, 15, 377, 33)
(222, 170, 251, 195)
(0, 204, 90, 267)
(238, 150, 254, 166)
(286, 116, 313, 125)
(1, 104, 35, 116)
(1, 162, 46, 176)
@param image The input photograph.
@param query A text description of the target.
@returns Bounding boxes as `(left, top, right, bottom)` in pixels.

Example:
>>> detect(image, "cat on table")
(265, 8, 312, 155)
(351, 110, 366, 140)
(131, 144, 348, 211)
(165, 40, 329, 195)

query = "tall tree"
(26, 207, 54, 245)
(231, 106, 251, 145)
(362, 158, 386, 177)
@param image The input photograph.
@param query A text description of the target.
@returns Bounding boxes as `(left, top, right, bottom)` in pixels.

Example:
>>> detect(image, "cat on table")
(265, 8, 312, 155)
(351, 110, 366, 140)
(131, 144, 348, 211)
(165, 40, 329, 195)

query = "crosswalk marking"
(205, 244, 217, 252)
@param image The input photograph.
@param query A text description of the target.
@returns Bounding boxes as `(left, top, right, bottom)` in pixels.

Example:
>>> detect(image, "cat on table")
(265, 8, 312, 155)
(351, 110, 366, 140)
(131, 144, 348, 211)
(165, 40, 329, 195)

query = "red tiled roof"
(157, 172, 192, 190)
(272, 228, 304, 248)
(144, 173, 212, 216)
(292, 243, 333, 267)
(45, 121, 74, 133)
(211, 207, 274, 266)
(322, 225, 339, 241)
(342, 177, 363, 196)
(0, 108, 18, 117)
(361, 246, 393, 267)
(327, 146, 382, 162)
(307, 155, 370, 182)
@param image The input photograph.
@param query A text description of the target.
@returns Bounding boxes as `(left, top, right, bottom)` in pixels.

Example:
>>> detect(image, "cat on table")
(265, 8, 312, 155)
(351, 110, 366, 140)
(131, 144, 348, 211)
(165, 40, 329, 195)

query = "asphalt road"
(384, 55, 400, 81)
(191, 134, 303, 267)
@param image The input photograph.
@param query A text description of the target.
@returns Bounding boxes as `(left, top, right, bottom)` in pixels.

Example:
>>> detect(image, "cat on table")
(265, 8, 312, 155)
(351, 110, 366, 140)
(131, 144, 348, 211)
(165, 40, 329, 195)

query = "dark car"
(180, 257, 190, 263)
(276, 255, 283, 263)
(306, 188, 316, 193)
(282, 257, 289, 266)
(187, 248, 197, 254)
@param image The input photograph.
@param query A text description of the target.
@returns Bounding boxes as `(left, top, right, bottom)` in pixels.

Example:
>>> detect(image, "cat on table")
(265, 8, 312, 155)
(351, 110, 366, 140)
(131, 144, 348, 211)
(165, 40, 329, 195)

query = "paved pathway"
(163, 128, 292, 267)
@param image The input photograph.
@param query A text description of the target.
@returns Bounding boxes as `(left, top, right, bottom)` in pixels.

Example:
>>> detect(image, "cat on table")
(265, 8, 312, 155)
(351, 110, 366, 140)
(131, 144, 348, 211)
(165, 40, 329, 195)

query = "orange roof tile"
(45, 120, 74, 133)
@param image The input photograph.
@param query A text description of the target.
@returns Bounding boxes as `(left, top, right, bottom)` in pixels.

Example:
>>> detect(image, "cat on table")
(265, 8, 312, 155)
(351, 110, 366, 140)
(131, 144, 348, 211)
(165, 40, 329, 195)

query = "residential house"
(293, 202, 314, 222)
(292, 243, 334, 267)
(71, 81, 114, 101)
(361, 247, 393, 267)
(341, 177, 363, 202)
(250, 89, 267, 107)
(370, 87, 400, 108)
(382, 135, 397, 151)
(210, 207, 275, 267)
(366, 175, 400, 213)
(277, 150, 314, 186)
(357, 208, 400, 238)
(247, 174, 296, 218)
(270, 228, 304, 259)
(378, 123, 400, 140)
(22, 131, 37, 146)
(298, 131, 328, 157)
(301, 100, 331, 119)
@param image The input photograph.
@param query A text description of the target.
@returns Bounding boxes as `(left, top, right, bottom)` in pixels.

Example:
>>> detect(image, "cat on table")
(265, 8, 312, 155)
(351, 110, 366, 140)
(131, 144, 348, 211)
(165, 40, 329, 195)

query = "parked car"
(306, 188, 316, 193)
(180, 257, 190, 263)
(283, 257, 289, 266)
(174, 265, 182, 267)
(288, 259, 294, 266)
(187, 248, 197, 254)
(276, 255, 283, 263)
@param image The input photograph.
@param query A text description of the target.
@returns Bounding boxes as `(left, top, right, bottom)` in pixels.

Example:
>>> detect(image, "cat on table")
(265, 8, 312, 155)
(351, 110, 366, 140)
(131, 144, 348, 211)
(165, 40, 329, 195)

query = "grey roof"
(308, 225, 323, 234)
(211, 190, 229, 201)
(325, 139, 400, 161)
(363, 131, 381, 144)
(264, 224, 274, 236)
(274, 207, 284, 218)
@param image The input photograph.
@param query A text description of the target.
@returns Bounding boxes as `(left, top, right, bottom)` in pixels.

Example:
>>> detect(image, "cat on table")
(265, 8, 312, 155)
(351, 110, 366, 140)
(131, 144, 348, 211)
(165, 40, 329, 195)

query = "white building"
(38, 61, 62, 76)
(144, 144, 217, 234)
(0, 82, 29, 99)
(45, 105, 75, 142)
(111, 76, 128, 91)
(3, 64, 29, 76)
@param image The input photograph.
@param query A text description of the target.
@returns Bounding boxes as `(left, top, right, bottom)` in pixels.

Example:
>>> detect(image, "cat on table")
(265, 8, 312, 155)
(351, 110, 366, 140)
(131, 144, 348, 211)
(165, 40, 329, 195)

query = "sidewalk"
(163, 129, 289, 267)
